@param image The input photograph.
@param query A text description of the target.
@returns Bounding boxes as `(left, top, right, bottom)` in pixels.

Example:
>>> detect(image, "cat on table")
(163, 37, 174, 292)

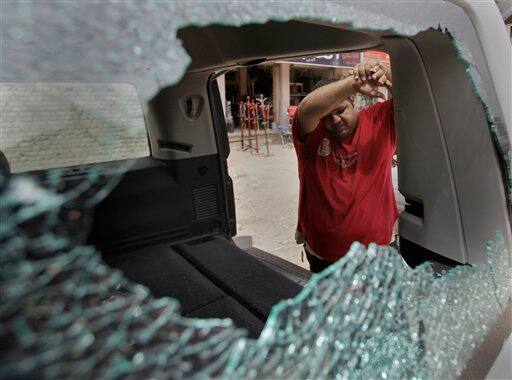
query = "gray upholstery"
(105, 238, 302, 338)
(175, 236, 302, 321)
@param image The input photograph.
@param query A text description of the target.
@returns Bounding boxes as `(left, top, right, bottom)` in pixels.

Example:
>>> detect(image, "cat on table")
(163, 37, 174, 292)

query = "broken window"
(1, 82, 149, 173)
(1, 1, 510, 379)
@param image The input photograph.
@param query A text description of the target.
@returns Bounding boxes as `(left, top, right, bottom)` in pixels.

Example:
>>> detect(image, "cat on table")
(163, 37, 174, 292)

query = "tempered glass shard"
(1, 170, 510, 378)
(0, 82, 149, 173)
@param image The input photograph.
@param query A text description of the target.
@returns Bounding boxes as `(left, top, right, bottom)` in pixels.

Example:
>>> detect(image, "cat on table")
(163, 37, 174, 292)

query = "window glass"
(1, 82, 149, 172)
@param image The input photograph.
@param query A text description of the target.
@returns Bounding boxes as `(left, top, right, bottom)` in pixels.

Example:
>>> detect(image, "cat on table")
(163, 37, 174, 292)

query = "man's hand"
(350, 60, 392, 86)
(356, 80, 386, 99)
(349, 60, 392, 98)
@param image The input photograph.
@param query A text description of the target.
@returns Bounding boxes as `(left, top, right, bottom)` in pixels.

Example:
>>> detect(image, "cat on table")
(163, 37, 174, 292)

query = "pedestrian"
(293, 60, 397, 273)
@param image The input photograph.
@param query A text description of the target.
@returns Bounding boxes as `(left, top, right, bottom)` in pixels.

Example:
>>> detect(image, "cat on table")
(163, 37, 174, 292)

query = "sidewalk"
(227, 140, 304, 268)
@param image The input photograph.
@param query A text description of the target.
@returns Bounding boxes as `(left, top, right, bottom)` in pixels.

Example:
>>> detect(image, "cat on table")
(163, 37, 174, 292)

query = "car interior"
(4, 19, 511, 339)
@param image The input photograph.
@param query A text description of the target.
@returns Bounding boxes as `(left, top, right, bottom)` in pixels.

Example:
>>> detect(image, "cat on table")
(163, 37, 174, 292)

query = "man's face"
(323, 100, 358, 139)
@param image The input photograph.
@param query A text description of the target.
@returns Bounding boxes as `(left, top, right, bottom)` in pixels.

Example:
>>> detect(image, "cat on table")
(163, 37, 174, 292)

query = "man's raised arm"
(296, 77, 358, 141)
(296, 60, 391, 140)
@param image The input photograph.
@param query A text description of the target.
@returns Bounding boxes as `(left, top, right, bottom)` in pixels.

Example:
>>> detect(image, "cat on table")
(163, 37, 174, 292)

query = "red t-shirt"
(292, 100, 398, 262)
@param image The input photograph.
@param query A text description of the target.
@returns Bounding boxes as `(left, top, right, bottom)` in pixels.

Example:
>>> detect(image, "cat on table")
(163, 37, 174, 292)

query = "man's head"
(313, 78, 358, 139)
(323, 98, 358, 138)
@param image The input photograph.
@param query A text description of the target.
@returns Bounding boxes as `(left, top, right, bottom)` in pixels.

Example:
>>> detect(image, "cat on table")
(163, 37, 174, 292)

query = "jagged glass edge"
(0, 168, 512, 378)
(1, 172, 510, 378)
(1, 2, 510, 378)
(219, 232, 510, 378)
(1, 1, 510, 199)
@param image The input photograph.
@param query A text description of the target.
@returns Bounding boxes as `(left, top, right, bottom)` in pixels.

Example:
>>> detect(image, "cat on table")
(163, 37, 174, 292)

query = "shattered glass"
(1, 1, 511, 379)
(1, 170, 510, 378)
(0, 82, 149, 173)
(2, 0, 510, 195)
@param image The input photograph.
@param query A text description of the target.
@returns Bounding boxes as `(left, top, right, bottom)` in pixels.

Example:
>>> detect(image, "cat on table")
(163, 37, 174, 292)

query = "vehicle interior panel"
(89, 155, 229, 255)
(384, 34, 468, 263)
(147, 71, 219, 161)
(105, 245, 225, 313)
(385, 30, 512, 264)
(105, 244, 265, 338)
(178, 20, 384, 72)
(89, 155, 302, 336)
(409, 30, 512, 263)
(100, 229, 302, 337)
(174, 236, 303, 322)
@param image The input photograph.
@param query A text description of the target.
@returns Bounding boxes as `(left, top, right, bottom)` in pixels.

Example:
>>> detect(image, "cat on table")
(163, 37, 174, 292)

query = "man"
(292, 60, 397, 273)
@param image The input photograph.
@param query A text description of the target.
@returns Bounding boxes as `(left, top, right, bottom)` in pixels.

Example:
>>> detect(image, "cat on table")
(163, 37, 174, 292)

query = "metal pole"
(246, 100, 252, 153)
(253, 102, 259, 154)
(239, 102, 245, 150)
(263, 103, 270, 155)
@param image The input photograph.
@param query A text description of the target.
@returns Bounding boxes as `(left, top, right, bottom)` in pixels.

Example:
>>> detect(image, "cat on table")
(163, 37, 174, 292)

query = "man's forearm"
(299, 77, 357, 120)
(297, 77, 357, 136)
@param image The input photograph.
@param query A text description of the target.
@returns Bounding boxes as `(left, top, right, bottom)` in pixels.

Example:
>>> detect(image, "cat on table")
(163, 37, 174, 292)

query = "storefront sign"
(361, 50, 390, 66)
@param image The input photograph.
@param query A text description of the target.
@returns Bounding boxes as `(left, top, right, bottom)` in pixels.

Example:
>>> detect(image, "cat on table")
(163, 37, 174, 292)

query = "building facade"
(218, 51, 390, 130)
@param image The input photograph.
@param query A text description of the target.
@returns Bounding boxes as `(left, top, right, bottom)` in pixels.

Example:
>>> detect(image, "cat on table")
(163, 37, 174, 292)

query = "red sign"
(361, 50, 390, 67)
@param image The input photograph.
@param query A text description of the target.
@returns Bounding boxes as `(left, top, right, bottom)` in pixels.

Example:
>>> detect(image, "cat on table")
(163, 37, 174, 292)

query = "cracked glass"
(1, 1, 511, 378)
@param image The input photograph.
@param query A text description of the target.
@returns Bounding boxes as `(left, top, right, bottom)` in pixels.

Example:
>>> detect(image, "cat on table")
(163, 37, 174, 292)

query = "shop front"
(219, 51, 389, 131)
